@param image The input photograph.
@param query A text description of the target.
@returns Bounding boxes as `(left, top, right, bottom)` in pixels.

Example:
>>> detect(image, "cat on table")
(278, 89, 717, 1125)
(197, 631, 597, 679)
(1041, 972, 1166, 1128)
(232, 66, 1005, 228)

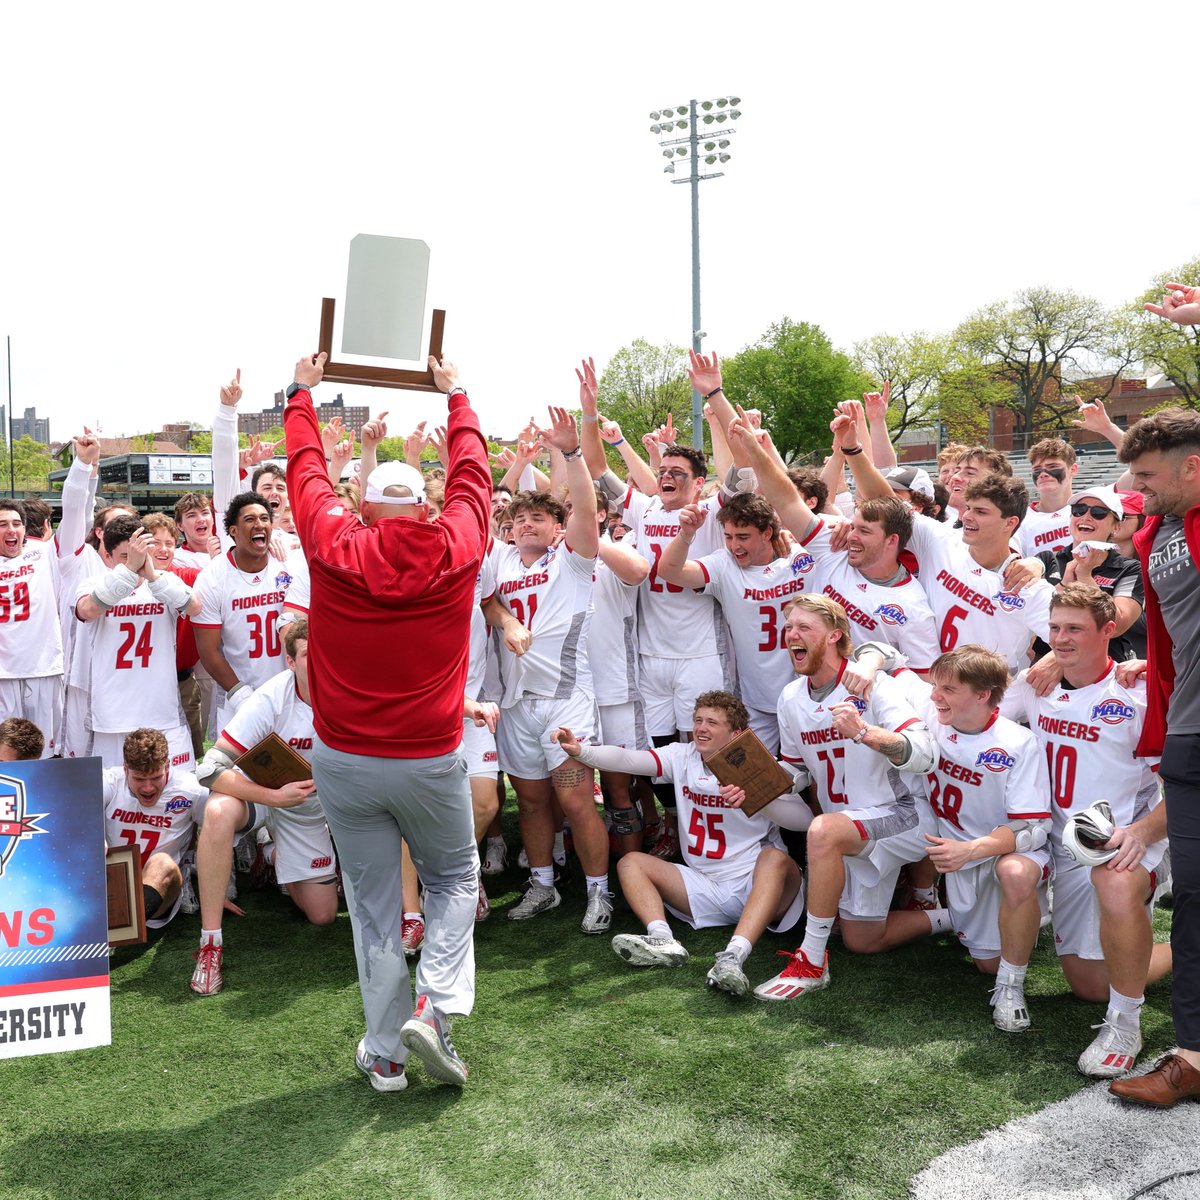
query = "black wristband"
(843, 445, 864, 457)
(704, 386, 724, 400)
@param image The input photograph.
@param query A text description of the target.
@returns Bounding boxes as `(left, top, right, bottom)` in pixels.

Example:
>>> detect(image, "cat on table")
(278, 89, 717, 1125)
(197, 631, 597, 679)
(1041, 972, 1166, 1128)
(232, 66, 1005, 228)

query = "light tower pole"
(649, 96, 741, 449)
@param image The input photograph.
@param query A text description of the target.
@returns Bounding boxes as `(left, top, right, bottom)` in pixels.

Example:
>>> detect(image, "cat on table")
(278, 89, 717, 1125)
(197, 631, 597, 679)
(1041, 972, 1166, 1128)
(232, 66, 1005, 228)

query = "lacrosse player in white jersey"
(102, 729, 207, 931)
(491, 406, 612, 933)
(75, 515, 199, 770)
(189, 619, 335, 995)
(1002, 584, 1169, 1077)
(752, 596, 948, 1001)
(908, 645, 1053, 1032)
(192, 493, 289, 730)
(553, 690, 808, 997)
(0, 438, 94, 755)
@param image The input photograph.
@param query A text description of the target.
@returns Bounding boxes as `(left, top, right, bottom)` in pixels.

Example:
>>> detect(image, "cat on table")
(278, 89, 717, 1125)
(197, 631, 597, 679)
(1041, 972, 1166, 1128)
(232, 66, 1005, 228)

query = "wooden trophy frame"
(316, 298, 446, 392)
(106, 845, 147, 947)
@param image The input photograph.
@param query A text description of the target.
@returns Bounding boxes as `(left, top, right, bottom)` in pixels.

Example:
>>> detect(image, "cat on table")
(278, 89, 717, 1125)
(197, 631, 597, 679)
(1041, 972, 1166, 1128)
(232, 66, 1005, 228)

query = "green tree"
(1132, 256, 1200, 408)
(595, 338, 693, 454)
(853, 331, 953, 440)
(130, 432, 157, 452)
(721, 318, 870, 460)
(9, 436, 54, 491)
(952, 286, 1128, 436)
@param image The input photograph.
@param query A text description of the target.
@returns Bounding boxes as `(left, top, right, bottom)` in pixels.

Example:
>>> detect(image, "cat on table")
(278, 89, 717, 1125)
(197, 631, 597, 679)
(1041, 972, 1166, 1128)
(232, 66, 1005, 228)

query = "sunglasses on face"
(1070, 502, 1114, 520)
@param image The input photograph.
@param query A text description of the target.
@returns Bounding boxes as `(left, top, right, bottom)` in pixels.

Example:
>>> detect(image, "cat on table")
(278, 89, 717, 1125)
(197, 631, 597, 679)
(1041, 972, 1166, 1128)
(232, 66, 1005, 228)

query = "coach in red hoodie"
(284, 350, 490, 1091)
(1107, 288, 1200, 1108)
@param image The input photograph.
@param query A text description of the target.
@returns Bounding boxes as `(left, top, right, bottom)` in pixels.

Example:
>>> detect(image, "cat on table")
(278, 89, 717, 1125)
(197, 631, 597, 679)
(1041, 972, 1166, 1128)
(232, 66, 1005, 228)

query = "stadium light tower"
(648, 95, 741, 449)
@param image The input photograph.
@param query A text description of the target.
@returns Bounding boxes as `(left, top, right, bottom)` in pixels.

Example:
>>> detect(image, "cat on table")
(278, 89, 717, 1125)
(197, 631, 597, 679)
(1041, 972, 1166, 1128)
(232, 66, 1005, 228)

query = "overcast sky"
(3, 1, 1198, 446)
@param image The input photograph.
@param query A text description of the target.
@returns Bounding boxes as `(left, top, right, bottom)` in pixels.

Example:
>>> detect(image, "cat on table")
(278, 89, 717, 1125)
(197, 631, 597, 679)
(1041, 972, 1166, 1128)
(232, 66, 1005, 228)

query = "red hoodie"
(283, 388, 491, 758)
(1133, 505, 1200, 757)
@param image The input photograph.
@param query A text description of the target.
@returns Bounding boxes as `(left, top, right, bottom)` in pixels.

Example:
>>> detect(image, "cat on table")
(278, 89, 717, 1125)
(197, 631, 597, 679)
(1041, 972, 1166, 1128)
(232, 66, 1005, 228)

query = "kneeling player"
(1002, 585, 1169, 1076)
(190, 619, 334, 996)
(754, 596, 946, 1002)
(103, 728, 207, 932)
(553, 691, 808, 996)
(916, 646, 1052, 1032)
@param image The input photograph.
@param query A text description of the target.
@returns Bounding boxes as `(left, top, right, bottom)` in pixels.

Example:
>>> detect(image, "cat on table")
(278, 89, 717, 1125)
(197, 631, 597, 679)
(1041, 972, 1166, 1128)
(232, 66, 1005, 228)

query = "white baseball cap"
(882, 465, 935, 500)
(364, 462, 426, 505)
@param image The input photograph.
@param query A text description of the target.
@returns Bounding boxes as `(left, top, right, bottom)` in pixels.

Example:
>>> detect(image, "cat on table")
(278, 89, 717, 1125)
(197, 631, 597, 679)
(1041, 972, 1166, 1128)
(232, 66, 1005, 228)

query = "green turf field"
(0, 818, 1175, 1200)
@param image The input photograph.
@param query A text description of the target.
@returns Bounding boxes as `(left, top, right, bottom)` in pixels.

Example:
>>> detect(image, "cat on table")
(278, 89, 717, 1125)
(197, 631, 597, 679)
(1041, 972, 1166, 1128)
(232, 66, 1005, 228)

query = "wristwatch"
(285, 382, 308, 400)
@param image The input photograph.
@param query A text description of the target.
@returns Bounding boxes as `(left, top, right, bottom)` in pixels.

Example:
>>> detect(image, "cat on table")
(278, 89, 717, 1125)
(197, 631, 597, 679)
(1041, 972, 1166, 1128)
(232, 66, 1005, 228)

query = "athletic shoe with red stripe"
(1078, 1014, 1142, 1079)
(401, 916, 425, 957)
(189, 940, 224, 996)
(752, 949, 829, 1001)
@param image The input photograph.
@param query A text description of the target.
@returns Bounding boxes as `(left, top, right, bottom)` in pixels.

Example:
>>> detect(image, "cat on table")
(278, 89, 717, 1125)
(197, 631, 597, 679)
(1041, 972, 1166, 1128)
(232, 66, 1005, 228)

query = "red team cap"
(1116, 490, 1144, 516)
(364, 462, 427, 505)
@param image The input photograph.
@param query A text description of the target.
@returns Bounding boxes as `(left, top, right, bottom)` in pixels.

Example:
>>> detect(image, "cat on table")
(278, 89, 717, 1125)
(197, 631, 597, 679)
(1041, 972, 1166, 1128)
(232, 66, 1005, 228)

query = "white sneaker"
(1077, 1014, 1143, 1078)
(989, 980, 1031, 1032)
(481, 837, 508, 876)
(707, 950, 750, 997)
(611, 933, 689, 967)
(581, 884, 614, 935)
(507, 881, 560, 921)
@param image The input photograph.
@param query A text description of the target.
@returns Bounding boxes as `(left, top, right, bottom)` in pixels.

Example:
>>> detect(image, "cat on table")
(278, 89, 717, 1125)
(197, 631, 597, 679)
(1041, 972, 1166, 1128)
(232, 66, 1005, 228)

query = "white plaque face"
(341, 234, 430, 361)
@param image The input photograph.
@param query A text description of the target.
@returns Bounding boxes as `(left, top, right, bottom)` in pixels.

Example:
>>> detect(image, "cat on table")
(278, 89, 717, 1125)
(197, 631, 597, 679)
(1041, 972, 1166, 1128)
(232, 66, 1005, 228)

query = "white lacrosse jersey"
(1016, 502, 1072, 558)
(466, 547, 497, 703)
(102, 766, 205, 866)
(906, 514, 1053, 671)
(696, 544, 818, 712)
(1001, 662, 1160, 856)
(0, 543, 65, 680)
(492, 540, 595, 706)
(589, 555, 641, 707)
(798, 521, 940, 671)
(916, 701, 1051, 844)
(623, 488, 727, 660)
(778, 667, 927, 815)
(76, 577, 188, 733)
(647, 740, 786, 882)
(193, 551, 289, 689)
(172, 546, 216, 571)
(221, 669, 322, 820)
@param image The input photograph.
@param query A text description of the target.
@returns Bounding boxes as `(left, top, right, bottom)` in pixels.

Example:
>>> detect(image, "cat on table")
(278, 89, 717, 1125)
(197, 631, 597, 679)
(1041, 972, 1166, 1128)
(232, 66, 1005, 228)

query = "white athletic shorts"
(639, 653, 727, 737)
(598, 700, 647, 751)
(945, 849, 1050, 961)
(461, 717, 499, 779)
(92, 723, 194, 773)
(249, 805, 337, 886)
(0, 674, 63, 758)
(61, 682, 92, 760)
(745, 706, 780, 756)
(1051, 841, 1167, 961)
(667, 860, 805, 933)
(839, 817, 932, 922)
(496, 692, 597, 779)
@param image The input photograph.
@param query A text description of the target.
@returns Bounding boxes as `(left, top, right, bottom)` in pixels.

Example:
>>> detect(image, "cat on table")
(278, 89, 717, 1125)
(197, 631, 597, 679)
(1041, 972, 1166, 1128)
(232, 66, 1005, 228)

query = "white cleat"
(989, 981, 1031, 1033)
(611, 933, 689, 967)
(1077, 1015, 1142, 1078)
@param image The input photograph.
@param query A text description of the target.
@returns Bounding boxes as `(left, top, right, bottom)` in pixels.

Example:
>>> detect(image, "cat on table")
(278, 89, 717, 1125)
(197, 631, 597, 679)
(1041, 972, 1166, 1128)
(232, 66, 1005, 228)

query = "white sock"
(262, 842, 276, 866)
(531, 865, 555, 889)
(200, 928, 223, 948)
(997, 958, 1027, 988)
(647, 919, 672, 940)
(800, 915, 835, 962)
(913, 886, 938, 906)
(585, 874, 609, 892)
(725, 935, 752, 964)
(403, 911, 422, 922)
(1108, 987, 1144, 1021)
(553, 831, 565, 858)
(925, 909, 953, 935)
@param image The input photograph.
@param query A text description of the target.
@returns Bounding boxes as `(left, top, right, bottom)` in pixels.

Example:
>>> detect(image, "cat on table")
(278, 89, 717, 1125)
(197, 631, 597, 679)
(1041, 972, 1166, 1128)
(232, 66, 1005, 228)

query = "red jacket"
(1133, 505, 1200, 756)
(283, 387, 491, 758)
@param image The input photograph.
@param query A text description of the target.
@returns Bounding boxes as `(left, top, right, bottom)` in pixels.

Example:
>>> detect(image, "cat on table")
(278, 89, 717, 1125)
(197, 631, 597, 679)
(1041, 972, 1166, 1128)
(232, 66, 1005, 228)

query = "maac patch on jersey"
(1091, 699, 1135, 725)
(976, 748, 1015, 773)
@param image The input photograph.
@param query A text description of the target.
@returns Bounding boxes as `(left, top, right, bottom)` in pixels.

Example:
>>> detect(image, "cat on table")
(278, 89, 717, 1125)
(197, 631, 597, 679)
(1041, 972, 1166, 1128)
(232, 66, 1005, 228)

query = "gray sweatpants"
(312, 738, 479, 1063)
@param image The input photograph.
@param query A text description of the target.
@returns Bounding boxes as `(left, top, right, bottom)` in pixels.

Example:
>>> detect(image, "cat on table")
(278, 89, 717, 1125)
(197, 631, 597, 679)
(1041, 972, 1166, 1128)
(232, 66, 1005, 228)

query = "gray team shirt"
(1149, 515, 1200, 733)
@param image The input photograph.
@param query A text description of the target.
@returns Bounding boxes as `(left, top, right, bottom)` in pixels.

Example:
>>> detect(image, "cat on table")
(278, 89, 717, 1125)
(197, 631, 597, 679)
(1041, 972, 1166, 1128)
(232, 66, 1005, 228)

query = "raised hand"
(329, 435, 355, 478)
(687, 349, 722, 397)
(576, 357, 599, 415)
(293, 352, 327, 390)
(73, 432, 101, 467)
(321, 415, 346, 456)
(598, 415, 624, 445)
(430, 425, 449, 465)
(862, 380, 891, 424)
(220, 368, 243, 408)
(404, 421, 431, 466)
(537, 406, 580, 454)
(1145, 282, 1200, 326)
(360, 411, 389, 451)
(678, 502, 707, 537)
(1071, 394, 1114, 434)
(829, 411, 859, 452)
(429, 355, 460, 393)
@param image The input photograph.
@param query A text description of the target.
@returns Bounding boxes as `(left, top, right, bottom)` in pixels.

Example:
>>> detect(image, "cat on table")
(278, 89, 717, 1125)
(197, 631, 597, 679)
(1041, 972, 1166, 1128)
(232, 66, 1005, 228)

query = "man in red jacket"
(283, 350, 491, 1093)
(1109, 285, 1200, 1106)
